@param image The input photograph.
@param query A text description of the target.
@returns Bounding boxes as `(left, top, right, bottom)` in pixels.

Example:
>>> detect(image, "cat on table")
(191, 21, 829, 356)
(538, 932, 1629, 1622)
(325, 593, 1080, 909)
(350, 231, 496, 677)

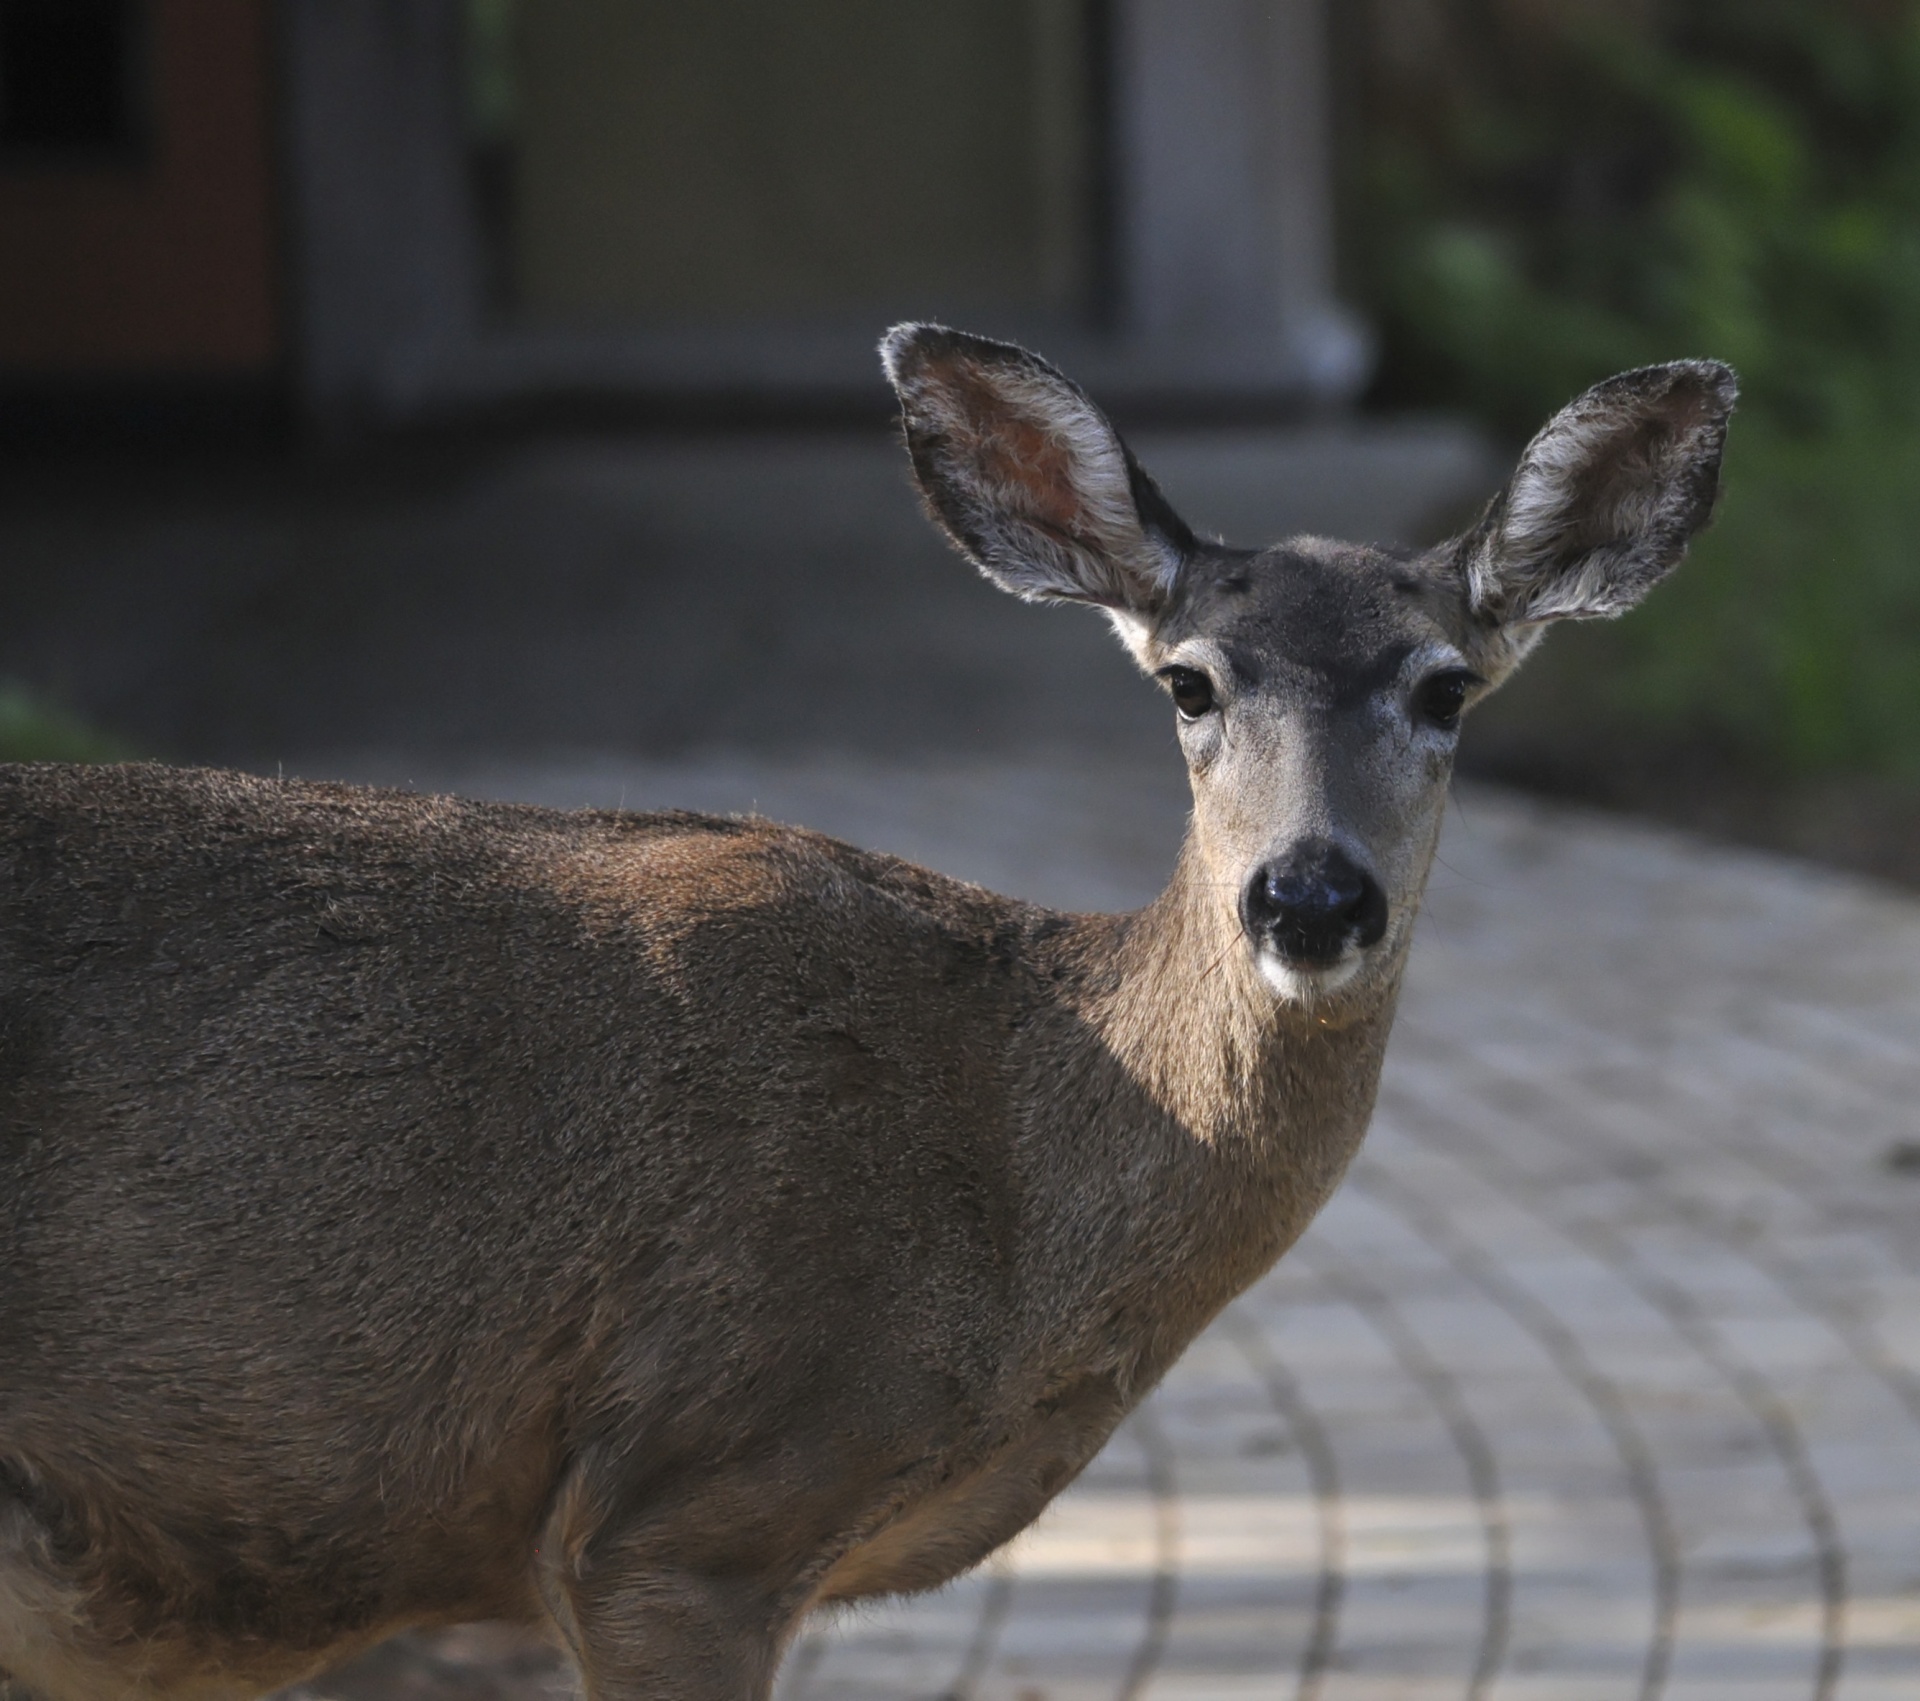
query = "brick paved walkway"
(294, 762, 1920, 1701)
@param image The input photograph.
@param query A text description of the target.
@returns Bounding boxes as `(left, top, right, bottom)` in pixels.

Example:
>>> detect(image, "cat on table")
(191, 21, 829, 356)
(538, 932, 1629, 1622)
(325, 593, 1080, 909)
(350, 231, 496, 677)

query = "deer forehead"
(1150, 539, 1465, 699)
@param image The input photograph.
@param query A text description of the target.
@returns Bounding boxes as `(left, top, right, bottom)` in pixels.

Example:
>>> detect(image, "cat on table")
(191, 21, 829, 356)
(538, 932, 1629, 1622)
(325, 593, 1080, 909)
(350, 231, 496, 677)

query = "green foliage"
(463, 0, 520, 144)
(0, 681, 126, 764)
(1362, 1, 1920, 775)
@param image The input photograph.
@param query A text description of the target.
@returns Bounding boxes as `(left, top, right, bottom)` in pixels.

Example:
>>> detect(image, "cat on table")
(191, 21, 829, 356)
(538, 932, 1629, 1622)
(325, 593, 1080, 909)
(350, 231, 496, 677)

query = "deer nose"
(1243, 847, 1388, 965)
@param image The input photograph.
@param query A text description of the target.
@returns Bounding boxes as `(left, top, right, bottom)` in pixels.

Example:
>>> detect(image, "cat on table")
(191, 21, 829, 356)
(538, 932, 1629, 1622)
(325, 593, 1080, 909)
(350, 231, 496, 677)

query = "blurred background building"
(2, 0, 1367, 429)
(1, 0, 1495, 818)
(0, 0, 280, 429)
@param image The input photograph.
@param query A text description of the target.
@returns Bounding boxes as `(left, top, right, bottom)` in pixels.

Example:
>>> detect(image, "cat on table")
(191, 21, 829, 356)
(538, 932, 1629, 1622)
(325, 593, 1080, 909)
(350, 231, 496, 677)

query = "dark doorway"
(0, 0, 148, 160)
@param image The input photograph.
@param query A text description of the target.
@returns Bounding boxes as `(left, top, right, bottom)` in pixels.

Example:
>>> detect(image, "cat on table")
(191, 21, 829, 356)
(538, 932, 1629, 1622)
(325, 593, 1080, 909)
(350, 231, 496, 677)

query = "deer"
(0, 326, 1733, 1701)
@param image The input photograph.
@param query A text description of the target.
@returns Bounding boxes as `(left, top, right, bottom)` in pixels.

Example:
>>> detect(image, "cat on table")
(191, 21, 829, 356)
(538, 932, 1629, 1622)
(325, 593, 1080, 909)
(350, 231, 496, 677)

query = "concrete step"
(0, 421, 1497, 770)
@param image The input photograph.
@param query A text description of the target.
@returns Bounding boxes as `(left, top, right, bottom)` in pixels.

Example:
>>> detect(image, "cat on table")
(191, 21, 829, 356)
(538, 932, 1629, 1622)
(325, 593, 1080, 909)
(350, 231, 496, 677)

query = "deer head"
(884, 325, 1735, 1006)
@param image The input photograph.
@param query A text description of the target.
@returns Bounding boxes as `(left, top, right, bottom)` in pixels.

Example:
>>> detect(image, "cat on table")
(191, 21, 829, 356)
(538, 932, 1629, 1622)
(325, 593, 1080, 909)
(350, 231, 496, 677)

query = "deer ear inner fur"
(1462, 359, 1737, 629)
(882, 322, 1194, 615)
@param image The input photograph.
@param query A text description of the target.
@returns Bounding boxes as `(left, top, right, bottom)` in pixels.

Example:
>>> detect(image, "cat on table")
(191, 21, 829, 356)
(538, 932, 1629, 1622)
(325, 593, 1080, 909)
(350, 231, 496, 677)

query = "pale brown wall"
(511, 0, 1091, 326)
(0, 0, 279, 375)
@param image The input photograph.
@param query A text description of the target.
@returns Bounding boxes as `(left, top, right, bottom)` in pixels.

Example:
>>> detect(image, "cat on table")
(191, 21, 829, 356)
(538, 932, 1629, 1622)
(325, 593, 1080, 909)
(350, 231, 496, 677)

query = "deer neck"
(1010, 834, 1406, 1387)
(1093, 835, 1401, 1143)
(1041, 832, 1406, 1291)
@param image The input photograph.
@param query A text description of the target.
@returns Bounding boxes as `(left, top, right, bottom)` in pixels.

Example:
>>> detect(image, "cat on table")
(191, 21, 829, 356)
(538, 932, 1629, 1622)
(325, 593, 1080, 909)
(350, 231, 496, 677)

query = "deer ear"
(1460, 360, 1737, 639)
(882, 323, 1194, 615)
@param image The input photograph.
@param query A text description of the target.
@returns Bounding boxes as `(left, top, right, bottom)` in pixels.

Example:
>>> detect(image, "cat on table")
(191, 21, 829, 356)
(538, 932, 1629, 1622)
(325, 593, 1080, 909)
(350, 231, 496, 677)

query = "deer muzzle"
(1242, 843, 1388, 969)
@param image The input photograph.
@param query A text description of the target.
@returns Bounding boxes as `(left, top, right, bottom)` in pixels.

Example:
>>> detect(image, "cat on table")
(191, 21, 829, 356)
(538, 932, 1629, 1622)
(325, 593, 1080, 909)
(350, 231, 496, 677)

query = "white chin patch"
(1255, 949, 1362, 1003)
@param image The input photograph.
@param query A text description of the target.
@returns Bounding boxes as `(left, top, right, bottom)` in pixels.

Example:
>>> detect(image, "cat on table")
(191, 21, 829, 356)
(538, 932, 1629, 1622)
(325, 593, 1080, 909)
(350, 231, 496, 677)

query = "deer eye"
(1159, 666, 1216, 720)
(1414, 669, 1476, 732)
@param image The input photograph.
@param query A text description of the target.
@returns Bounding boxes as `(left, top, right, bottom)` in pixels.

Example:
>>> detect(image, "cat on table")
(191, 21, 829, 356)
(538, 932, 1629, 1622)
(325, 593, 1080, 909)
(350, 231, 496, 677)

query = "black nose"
(1243, 845, 1389, 965)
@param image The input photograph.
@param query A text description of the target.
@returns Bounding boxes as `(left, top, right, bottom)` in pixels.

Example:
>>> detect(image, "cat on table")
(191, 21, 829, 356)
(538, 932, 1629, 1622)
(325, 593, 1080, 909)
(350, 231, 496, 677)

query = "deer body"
(0, 768, 1383, 1701)
(0, 329, 1733, 1701)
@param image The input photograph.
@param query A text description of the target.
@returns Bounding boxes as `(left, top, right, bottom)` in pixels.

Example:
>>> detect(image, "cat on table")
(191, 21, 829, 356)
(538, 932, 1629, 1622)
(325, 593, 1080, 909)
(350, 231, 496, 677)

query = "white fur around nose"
(1254, 948, 1363, 1003)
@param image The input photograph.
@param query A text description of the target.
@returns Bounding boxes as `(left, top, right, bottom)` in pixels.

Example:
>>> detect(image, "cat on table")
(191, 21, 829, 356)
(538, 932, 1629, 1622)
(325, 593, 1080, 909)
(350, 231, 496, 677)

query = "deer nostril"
(1244, 849, 1388, 964)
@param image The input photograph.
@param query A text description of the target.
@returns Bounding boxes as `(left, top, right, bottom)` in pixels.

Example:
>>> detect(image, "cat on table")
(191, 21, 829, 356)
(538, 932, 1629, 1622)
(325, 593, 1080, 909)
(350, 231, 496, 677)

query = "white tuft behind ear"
(1463, 359, 1737, 631)
(881, 323, 1194, 614)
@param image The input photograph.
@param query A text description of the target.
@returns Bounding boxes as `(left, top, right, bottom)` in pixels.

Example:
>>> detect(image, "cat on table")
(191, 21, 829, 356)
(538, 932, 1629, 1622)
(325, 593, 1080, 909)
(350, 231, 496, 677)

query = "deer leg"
(544, 1564, 784, 1701)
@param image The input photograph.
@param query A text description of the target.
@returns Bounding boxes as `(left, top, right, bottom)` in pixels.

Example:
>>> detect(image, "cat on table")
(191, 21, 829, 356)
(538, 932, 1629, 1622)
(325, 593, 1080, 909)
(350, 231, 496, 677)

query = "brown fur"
(0, 328, 1733, 1701)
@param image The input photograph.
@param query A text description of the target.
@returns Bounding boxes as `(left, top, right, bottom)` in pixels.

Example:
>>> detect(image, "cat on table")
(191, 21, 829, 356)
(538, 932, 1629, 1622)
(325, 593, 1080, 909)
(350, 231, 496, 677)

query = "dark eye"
(1414, 670, 1476, 731)
(1159, 666, 1216, 720)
